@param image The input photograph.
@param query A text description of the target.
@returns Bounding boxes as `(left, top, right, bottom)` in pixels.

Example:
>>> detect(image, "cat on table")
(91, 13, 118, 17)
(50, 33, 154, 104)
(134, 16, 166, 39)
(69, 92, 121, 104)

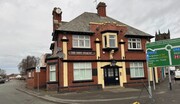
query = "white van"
(174, 69, 180, 80)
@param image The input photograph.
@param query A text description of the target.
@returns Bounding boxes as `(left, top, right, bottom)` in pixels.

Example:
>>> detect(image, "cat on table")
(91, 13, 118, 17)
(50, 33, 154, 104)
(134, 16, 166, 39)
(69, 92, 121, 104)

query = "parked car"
(0, 76, 5, 83)
(174, 69, 180, 80)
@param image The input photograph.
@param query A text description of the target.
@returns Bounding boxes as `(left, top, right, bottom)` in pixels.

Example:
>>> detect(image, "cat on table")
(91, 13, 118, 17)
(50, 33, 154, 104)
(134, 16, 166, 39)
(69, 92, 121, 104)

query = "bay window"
(102, 33, 117, 48)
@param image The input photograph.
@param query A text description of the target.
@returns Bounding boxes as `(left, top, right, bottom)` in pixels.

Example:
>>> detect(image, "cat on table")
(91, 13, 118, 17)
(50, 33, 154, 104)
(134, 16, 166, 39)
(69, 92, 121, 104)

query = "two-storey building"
(46, 2, 153, 91)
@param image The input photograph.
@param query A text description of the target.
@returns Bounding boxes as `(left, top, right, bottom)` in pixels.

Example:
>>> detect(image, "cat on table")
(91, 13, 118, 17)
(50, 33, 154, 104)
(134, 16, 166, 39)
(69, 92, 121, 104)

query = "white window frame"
(109, 35, 116, 48)
(128, 38, 142, 50)
(49, 65, 56, 81)
(130, 62, 144, 78)
(102, 33, 117, 48)
(28, 72, 31, 78)
(73, 62, 92, 81)
(72, 35, 90, 48)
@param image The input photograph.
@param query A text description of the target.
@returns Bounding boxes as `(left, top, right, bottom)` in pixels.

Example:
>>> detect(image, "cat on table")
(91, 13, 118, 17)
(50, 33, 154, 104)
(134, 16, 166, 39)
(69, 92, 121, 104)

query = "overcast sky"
(0, 0, 180, 75)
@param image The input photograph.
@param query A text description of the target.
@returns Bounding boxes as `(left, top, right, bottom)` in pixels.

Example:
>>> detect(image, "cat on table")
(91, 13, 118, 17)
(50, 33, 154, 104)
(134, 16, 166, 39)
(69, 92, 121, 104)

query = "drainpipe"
(57, 58, 60, 92)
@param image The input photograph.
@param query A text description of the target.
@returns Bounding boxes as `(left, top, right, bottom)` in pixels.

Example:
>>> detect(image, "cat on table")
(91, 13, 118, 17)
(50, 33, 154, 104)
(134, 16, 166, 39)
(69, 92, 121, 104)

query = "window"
(130, 62, 144, 78)
(49, 65, 56, 81)
(73, 62, 92, 81)
(128, 38, 142, 49)
(73, 35, 90, 48)
(109, 35, 116, 47)
(102, 33, 117, 48)
(104, 36, 107, 47)
(28, 72, 31, 78)
(32, 71, 34, 77)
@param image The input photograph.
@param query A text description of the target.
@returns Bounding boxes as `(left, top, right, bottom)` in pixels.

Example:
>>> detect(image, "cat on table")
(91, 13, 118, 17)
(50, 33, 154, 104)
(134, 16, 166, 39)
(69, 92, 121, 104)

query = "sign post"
(36, 66, 40, 92)
(146, 38, 180, 91)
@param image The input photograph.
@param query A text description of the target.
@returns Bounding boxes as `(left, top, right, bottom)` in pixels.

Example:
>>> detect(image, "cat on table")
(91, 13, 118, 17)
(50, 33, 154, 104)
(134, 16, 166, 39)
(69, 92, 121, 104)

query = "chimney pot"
(96, 2, 107, 17)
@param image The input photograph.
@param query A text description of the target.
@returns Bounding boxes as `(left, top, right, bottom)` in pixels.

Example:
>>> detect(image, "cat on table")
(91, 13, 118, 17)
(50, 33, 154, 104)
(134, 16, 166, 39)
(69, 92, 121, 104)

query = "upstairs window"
(73, 35, 90, 48)
(109, 35, 116, 47)
(102, 33, 117, 48)
(128, 38, 142, 50)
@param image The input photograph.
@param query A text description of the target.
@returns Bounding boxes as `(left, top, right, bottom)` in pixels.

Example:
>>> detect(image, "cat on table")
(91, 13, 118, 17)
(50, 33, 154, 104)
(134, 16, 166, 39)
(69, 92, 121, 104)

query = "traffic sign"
(146, 38, 180, 67)
(36, 66, 40, 73)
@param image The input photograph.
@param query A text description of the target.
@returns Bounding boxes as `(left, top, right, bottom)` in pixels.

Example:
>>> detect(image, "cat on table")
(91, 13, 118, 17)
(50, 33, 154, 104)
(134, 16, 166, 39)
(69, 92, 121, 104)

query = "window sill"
(130, 77, 146, 80)
(47, 81, 58, 84)
(71, 48, 92, 50)
(127, 49, 144, 52)
(72, 80, 94, 83)
(102, 47, 118, 52)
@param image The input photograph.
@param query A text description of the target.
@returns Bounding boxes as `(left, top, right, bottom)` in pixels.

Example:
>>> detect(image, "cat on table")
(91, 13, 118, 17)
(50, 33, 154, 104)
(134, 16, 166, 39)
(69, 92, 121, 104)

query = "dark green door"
(104, 68, 119, 86)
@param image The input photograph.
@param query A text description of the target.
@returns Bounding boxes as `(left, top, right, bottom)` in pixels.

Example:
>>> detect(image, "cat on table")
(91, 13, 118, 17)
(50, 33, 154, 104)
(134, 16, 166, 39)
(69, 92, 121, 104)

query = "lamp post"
(111, 60, 116, 66)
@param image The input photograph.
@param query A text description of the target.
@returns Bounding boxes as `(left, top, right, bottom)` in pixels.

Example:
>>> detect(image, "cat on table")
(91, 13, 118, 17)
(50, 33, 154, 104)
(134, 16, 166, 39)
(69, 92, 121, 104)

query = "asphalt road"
(0, 80, 55, 104)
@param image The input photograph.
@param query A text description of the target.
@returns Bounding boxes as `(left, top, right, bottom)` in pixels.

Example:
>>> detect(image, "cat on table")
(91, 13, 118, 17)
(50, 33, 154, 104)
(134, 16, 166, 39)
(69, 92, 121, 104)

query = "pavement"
(16, 77, 180, 104)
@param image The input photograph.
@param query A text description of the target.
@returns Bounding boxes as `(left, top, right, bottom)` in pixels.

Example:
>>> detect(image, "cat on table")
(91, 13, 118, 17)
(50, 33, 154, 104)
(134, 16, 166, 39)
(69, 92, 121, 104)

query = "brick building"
(46, 2, 153, 92)
(26, 67, 46, 89)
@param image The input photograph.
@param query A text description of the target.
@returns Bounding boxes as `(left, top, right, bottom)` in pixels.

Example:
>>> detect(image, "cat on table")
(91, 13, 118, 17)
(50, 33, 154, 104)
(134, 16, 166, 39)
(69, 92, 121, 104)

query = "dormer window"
(102, 32, 118, 48)
(73, 35, 90, 48)
(128, 38, 142, 50)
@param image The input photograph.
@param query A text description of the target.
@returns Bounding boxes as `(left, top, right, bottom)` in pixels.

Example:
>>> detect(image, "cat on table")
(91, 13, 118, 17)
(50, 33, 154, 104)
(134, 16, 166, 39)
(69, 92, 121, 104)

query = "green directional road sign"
(146, 38, 180, 67)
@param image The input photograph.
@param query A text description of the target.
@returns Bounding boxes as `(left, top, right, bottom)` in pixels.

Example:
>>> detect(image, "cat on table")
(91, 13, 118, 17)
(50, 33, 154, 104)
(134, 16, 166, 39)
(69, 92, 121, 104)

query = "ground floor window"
(49, 65, 56, 81)
(28, 72, 31, 78)
(73, 62, 92, 81)
(130, 62, 144, 78)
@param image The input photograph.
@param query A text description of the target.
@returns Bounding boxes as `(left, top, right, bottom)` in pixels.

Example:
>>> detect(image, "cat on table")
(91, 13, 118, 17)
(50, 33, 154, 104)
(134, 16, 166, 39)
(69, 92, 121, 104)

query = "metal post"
(168, 67, 172, 90)
(152, 68, 156, 90)
(148, 67, 152, 98)
(37, 72, 39, 92)
(146, 50, 152, 98)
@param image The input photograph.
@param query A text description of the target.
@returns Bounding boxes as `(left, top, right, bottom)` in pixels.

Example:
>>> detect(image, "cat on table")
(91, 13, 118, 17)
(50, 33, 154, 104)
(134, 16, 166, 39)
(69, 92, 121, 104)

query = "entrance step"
(104, 86, 140, 93)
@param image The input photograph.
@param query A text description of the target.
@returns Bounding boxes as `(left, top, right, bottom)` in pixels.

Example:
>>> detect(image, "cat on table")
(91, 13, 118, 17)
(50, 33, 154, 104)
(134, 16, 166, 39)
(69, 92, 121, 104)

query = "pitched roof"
(57, 12, 153, 37)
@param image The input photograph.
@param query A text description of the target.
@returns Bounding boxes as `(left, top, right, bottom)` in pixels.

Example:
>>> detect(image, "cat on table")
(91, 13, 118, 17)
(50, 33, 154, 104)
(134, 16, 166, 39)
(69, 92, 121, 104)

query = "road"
(0, 80, 55, 104)
(1, 78, 180, 104)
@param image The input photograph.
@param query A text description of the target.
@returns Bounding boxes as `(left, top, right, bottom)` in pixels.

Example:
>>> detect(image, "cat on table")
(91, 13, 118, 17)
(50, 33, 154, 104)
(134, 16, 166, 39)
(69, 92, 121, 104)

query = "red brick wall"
(52, 22, 150, 89)
(26, 77, 35, 89)
(26, 68, 46, 89)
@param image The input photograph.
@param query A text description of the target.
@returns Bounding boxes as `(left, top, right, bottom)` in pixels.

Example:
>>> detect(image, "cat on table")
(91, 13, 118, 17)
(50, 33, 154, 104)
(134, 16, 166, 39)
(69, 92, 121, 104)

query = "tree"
(18, 55, 40, 74)
(0, 68, 6, 78)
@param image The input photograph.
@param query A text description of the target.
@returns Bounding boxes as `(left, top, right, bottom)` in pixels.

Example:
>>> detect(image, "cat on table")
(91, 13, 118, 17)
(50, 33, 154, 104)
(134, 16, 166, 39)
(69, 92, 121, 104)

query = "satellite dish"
(57, 52, 65, 58)
(57, 47, 62, 53)
(56, 47, 64, 58)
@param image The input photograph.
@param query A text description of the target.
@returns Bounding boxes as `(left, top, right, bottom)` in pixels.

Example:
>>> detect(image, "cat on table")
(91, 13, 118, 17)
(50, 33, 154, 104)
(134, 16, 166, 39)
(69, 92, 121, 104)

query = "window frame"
(28, 72, 32, 78)
(109, 35, 116, 48)
(128, 38, 142, 50)
(72, 35, 91, 48)
(73, 62, 92, 81)
(49, 65, 56, 82)
(130, 62, 144, 78)
(102, 33, 118, 48)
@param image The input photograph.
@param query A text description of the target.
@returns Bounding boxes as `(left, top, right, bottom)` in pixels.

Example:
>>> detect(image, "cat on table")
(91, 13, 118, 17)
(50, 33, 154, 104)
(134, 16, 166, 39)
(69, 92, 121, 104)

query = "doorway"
(104, 67, 120, 86)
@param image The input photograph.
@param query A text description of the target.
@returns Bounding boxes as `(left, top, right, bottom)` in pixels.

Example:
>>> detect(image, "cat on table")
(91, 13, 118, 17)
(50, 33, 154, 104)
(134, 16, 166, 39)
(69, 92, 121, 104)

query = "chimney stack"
(96, 2, 107, 17)
(52, 7, 62, 31)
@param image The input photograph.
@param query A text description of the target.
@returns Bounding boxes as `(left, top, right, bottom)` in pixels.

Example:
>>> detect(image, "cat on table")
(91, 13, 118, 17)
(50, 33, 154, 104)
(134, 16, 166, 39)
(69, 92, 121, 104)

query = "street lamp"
(111, 60, 116, 66)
